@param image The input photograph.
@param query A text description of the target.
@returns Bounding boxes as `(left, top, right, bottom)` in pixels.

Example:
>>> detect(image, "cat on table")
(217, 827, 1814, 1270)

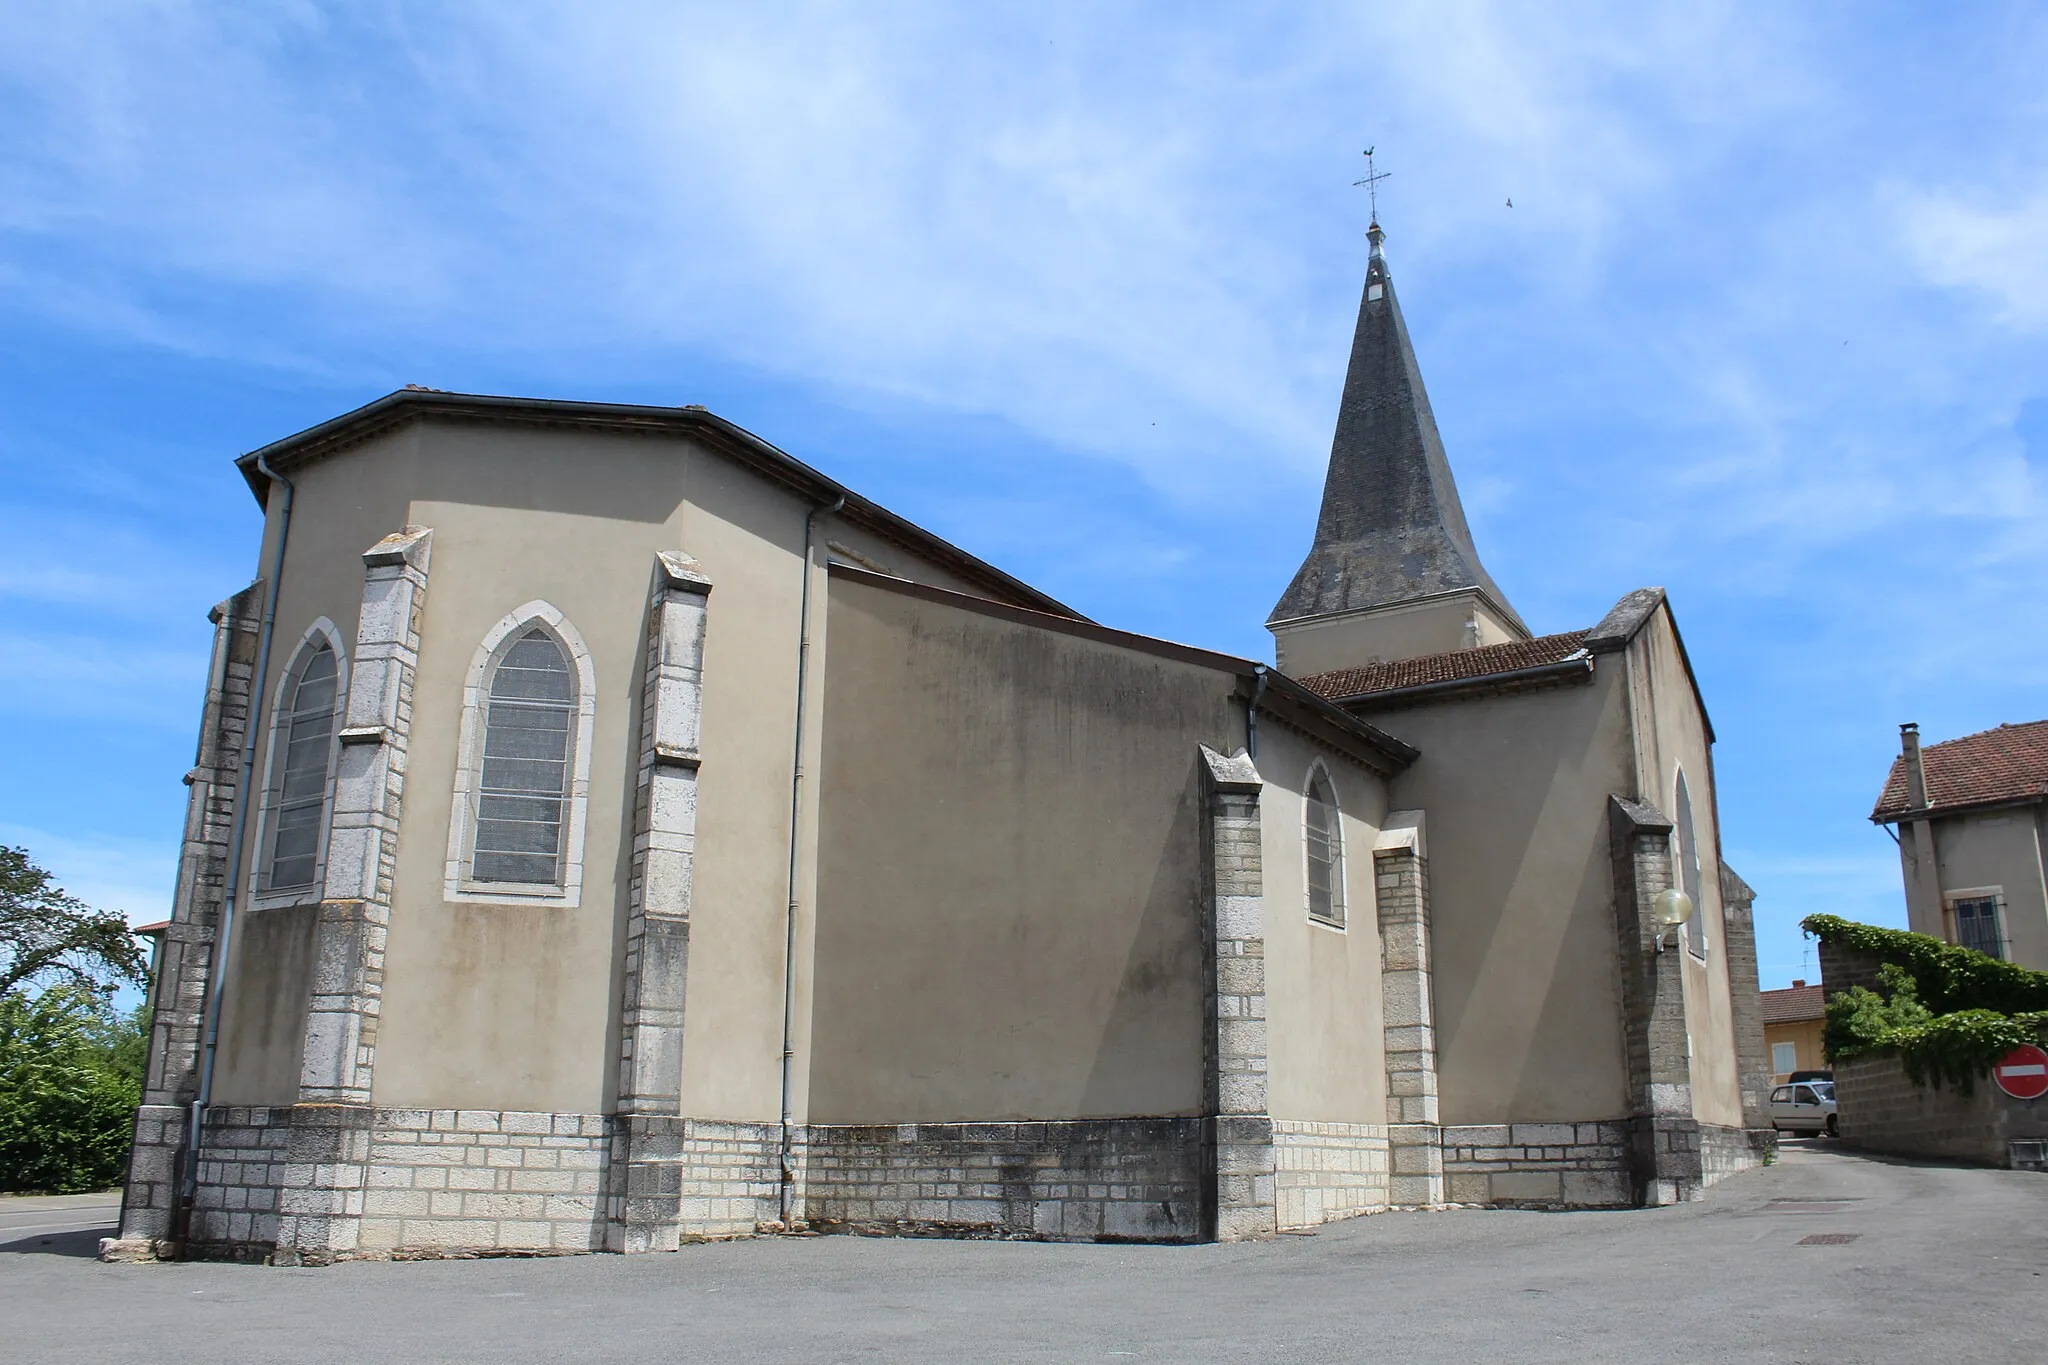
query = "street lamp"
(1653, 887, 1694, 953)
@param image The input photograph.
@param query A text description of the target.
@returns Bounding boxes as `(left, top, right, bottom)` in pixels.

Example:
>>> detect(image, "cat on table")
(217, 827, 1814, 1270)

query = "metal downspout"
(1247, 664, 1269, 760)
(173, 453, 294, 1254)
(778, 493, 844, 1225)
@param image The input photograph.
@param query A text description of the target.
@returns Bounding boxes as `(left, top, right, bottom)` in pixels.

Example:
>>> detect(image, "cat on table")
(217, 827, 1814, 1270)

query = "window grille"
(262, 641, 339, 891)
(1306, 770, 1344, 927)
(1952, 896, 2005, 960)
(472, 627, 577, 886)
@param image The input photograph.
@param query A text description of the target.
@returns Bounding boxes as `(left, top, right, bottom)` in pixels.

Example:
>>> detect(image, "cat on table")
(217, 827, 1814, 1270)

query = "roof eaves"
(233, 389, 1082, 621)
(1871, 791, 2048, 825)
(827, 563, 1418, 777)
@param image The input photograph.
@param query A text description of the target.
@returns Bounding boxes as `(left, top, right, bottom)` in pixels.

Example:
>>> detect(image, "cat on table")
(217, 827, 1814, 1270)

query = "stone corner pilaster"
(1717, 862, 1775, 1137)
(608, 551, 714, 1252)
(1607, 794, 1701, 1203)
(1199, 745, 1274, 1240)
(119, 585, 263, 1243)
(1374, 809, 1442, 1204)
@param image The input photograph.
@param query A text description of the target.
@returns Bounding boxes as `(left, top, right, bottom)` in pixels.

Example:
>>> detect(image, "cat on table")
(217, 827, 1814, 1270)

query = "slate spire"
(1270, 222, 1525, 631)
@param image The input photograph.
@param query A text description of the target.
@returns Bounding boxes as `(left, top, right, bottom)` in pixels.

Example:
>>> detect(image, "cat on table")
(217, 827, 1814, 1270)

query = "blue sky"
(5, 2, 2048, 990)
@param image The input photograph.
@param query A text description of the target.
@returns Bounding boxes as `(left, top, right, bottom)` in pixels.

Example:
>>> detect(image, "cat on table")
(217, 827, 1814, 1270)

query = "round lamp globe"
(1654, 888, 1695, 927)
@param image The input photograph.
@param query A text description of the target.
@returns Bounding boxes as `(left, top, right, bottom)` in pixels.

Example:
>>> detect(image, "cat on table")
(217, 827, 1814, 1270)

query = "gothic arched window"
(474, 627, 577, 885)
(259, 627, 345, 895)
(1675, 769, 1707, 958)
(1306, 765, 1346, 927)
(447, 603, 596, 905)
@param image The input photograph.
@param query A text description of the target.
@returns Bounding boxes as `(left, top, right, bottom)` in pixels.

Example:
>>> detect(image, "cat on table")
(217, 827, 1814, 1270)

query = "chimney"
(1792, 979, 1806, 988)
(1900, 723, 1930, 812)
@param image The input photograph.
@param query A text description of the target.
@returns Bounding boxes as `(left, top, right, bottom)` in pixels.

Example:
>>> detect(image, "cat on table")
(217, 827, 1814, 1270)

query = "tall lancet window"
(261, 637, 341, 892)
(1306, 766, 1346, 927)
(1675, 770, 1707, 958)
(472, 627, 578, 886)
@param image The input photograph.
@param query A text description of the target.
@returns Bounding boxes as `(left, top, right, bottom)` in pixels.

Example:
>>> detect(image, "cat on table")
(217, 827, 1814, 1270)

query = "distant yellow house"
(1762, 982, 1826, 1080)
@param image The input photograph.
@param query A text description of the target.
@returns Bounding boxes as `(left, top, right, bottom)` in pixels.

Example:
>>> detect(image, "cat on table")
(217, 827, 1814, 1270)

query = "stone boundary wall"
(1441, 1122, 1631, 1208)
(801, 1119, 1205, 1243)
(1819, 940, 2048, 1172)
(1697, 1123, 1762, 1189)
(187, 1106, 293, 1253)
(354, 1110, 610, 1254)
(678, 1119, 782, 1236)
(1273, 1120, 1389, 1228)
(1835, 1051, 2048, 1169)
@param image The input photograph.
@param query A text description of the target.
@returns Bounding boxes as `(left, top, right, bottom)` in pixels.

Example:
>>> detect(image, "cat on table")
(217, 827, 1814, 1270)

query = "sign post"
(1991, 1043, 2048, 1101)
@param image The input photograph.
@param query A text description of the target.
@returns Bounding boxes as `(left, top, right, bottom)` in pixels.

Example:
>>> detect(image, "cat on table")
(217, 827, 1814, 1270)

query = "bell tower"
(1269, 218, 1526, 675)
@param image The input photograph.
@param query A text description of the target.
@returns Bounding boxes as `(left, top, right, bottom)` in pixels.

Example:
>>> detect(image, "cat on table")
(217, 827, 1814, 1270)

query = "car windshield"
(1809, 1081, 1833, 1098)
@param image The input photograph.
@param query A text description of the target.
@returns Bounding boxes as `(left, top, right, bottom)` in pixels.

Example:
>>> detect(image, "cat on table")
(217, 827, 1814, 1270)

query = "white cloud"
(1908, 191, 2048, 330)
(0, 823, 179, 926)
(0, 1, 1837, 497)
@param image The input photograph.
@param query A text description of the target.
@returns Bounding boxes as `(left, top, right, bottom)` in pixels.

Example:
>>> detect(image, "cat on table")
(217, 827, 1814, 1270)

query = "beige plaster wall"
(1932, 809, 2048, 971)
(1256, 723, 1390, 1125)
(1624, 611, 1745, 1130)
(1364, 669, 1635, 1124)
(210, 904, 319, 1106)
(806, 574, 1233, 1123)
(213, 415, 1028, 1120)
(211, 428, 420, 1104)
(1764, 1018, 1826, 1081)
(1272, 590, 1523, 676)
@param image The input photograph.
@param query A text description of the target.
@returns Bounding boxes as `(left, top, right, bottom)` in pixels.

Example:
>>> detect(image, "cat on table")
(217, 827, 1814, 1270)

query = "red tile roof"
(1761, 983, 1826, 1024)
(1296, 630, 1592, 703)
(1871, 719, 2048, 822)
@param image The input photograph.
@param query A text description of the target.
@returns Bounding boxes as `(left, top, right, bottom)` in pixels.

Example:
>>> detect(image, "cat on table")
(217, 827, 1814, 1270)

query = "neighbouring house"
(114, 214, 1769, 1266)
(1873, 720, 2048, 969)
(132, 921, 170, 1011)
(1761, 980, 1826, 1081)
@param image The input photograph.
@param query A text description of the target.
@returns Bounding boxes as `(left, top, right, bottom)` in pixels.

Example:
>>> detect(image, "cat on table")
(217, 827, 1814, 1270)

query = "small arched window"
(261, 636, 341, 892)
(1306, 766, 1345, 927)
(1675, 770, 1706, 958)
(471, 627, 578, 886)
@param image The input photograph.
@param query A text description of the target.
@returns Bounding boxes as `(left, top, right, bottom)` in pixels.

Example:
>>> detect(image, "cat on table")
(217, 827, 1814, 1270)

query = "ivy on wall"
(1802, 915, 2048, 1094)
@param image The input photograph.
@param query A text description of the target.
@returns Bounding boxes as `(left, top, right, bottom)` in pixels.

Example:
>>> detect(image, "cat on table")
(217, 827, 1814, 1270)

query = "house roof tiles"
(1761, 983, 1826, 1025)
(1296, 630, 1591, 703)
(1871, 719, 2048, 822)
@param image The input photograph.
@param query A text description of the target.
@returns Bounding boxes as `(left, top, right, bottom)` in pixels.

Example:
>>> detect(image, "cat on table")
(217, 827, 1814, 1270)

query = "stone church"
(114, 218, 1771, 1263)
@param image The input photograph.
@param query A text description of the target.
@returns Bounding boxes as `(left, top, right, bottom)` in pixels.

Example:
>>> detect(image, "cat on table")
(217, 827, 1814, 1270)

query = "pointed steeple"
(1270, 222, 1525, 634)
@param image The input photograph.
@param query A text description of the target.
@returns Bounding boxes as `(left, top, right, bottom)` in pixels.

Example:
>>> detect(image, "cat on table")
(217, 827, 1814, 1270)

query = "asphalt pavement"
(3, 1143, 2043, 1363)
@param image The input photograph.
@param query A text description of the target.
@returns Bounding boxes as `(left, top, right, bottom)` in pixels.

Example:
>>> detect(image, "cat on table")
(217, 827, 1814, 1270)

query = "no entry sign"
(1992, 1044, 2048, 1101)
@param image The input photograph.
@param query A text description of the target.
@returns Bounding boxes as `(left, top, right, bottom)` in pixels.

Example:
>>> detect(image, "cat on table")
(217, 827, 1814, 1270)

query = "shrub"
(0, 989, 148, 1193)
(1805, 916, 2048, 1093)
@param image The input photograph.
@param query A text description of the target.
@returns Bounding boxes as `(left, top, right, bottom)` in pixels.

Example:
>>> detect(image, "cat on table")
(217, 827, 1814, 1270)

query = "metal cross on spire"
(1354, 147, 1391, 225)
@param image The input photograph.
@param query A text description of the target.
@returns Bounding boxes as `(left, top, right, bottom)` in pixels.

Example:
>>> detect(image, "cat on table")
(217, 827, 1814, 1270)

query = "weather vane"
(1354, 147, 1391, 224)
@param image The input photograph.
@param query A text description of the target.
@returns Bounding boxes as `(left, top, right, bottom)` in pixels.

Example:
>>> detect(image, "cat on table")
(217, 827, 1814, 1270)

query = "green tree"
(0, 846, 151, 1192)
(0, 989, 149, 1192)
(1, 845, 144, 1001)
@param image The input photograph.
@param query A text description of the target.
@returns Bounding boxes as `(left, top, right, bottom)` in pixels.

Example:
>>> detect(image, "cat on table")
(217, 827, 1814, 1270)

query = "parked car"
(1787, 1069, 1833, 1084)
(1770, 1080, 1837, 1136)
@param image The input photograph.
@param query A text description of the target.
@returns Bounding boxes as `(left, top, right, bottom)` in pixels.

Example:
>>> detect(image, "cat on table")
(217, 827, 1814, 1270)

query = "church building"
(114, 218, 1771, 1264)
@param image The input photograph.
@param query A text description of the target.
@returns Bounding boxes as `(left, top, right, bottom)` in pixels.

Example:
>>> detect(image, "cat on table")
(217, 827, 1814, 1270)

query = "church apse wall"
(807, 569, 1225, 1240)
(120, 204, 1773, 1258)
